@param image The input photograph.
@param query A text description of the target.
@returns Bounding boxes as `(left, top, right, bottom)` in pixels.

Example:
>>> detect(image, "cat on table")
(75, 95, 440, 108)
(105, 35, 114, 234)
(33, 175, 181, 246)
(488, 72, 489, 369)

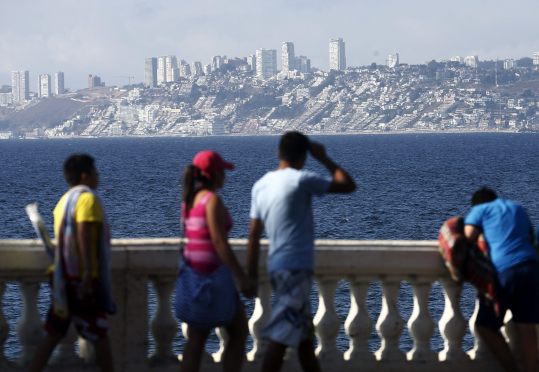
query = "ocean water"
(1, 133, 539, 358)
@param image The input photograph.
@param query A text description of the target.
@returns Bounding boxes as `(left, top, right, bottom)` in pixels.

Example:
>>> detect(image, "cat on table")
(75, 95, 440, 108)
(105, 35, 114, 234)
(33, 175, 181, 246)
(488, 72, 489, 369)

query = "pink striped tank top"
(182, 191, 232, 274)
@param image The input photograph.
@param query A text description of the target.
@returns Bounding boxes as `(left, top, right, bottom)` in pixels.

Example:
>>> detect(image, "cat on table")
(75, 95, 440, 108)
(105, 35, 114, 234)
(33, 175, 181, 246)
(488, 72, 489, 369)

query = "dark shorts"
(45, 281, 109, 342)
(476, 260, 539, 330)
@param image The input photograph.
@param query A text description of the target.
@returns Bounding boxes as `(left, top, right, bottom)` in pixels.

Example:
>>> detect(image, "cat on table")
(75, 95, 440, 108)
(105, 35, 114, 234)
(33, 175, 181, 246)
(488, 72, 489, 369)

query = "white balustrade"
(313, 275, 341, 362)
(149, 275, 177, 363)
(375, 278, 404, 361)
(439, 279, 468, 361)
(0, 238, 521, 372)
(17, 279, 44, 365)
(344, 276, 374, 363)
(247, 278, 272, 361)
(467, 297, 490, 360)
(407, 278, 435, 361)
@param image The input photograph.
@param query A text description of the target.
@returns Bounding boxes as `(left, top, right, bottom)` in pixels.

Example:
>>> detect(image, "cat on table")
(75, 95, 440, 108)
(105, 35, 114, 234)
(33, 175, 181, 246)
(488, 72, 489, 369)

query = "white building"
(11, 70, 30, 103)
(247, 54, 256, 72)
(387, 53, 399, 68)
(329, 38, 346, 71)
(503, 59, 516, 70)
(38, 74, 51, 98)
(256, 49, 277, 80)
(192, 61, 204, 76)
(281, 42, 295, 73)
(533, 52, 539, 66)
(54, 72, 65, 95)
(464, 55, 479, 68)
(165, 56, 178, 83)
(203, 64, 212, 75)
(450, 56, 463, 63)
(212, 56, 224, 71)
(0, 93, 13, 107)
(295, 56, 311, 73)
(179, 60, 191, 77)
(157, 57, 167, 85)
(145, 58, 157, 88)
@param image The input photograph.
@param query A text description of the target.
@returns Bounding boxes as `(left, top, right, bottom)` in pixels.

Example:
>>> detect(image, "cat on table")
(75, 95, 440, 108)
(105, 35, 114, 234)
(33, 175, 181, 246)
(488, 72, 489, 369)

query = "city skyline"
(1, 0, 538, 89)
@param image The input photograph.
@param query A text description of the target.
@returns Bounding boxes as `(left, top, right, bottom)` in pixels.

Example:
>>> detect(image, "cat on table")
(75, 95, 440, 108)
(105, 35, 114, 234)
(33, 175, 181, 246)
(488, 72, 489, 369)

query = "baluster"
(149, 276, 177, 363)
(438, 279, 468, 361)
(212, 327, 229, 362)
(344, 277, 374, 362)
(247, 278, 272, 361)
(51, 325, 79, 364)
(17, 279, 44, 365)
(467, 297, 490, 360)
(0, 282, 8, 366)
(313, 275, 341, 362)
(375, 278, 404, 361)
(406, 278, 435, 361)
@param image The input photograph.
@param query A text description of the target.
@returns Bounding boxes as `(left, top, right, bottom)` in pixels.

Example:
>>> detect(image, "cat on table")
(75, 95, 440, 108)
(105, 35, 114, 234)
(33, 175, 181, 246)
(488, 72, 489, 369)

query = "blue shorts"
(263, 270, 314, 348)
(476, 260, 539, 330)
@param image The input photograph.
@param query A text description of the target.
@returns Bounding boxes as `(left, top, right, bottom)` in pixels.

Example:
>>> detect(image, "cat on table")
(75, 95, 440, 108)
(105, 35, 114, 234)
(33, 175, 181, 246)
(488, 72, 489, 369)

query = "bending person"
(175, 150, 255, 372)
(464, 187, 539, 372)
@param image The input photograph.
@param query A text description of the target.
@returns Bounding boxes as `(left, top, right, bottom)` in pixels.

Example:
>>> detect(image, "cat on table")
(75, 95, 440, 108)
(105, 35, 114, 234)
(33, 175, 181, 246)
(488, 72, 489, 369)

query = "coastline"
(3, 128, 538, 141)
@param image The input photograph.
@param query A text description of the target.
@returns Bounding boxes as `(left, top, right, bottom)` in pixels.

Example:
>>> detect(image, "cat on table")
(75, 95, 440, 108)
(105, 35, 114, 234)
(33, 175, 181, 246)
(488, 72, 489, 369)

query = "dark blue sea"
(1, 133, 539, 359)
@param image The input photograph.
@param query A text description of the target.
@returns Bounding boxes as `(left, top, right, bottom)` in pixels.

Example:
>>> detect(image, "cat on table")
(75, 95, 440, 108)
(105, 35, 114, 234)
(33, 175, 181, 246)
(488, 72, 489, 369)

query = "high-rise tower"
(329, 38, 346, 71)
(281, 42, 295, 73)
(145, 58, 158, 88)
(256, 49, 277, 80)
(11, 70, 30, 103)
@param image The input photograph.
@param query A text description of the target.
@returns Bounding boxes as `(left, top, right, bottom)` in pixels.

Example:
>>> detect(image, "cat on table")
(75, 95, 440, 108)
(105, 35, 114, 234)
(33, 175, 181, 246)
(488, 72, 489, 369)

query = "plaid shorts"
(45, 280, 109, 342)
(263, 270, 314, 348)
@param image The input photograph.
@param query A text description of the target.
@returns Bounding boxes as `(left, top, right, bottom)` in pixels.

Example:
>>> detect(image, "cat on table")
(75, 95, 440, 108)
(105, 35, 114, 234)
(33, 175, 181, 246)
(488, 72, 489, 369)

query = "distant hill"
(3, 97, 90, 130)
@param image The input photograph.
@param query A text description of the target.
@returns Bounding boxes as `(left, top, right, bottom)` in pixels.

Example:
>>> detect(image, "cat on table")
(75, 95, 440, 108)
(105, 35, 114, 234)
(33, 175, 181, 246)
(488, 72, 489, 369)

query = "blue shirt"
(465, 198, 537, 273)
(250, 168, 331, 273)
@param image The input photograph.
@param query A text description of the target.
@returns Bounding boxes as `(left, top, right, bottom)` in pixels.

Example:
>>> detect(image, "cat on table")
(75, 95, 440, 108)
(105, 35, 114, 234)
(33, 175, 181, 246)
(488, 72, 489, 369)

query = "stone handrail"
(0, 239, 530, 371)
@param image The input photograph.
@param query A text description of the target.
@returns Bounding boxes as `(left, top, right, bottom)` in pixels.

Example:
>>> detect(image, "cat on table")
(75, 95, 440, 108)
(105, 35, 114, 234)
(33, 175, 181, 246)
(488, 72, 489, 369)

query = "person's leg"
(297, 338, 320, 372)
(182, 325, 210, 372)
(514, 323, 537, 372)
(94, 335, 114, 372)
(262, 341, 287, 372)
(27, 333, 63, 372)
(476, 325, 520, 372)
(222, 305, 249, 372)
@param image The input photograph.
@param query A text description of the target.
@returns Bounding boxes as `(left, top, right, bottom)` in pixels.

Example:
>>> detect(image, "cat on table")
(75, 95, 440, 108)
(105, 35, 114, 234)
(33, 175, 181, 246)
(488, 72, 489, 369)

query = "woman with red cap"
(175, 150, 255, 372)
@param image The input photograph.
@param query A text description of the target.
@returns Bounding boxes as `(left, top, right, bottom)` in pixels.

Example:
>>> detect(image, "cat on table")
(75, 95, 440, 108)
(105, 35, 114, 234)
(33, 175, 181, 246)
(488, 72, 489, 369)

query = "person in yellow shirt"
(29, 154, 114, 372)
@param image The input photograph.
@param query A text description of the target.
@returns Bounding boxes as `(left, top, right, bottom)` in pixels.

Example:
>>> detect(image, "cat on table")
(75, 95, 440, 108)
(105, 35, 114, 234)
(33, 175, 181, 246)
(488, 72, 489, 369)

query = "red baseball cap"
(192, 150, 234, 179)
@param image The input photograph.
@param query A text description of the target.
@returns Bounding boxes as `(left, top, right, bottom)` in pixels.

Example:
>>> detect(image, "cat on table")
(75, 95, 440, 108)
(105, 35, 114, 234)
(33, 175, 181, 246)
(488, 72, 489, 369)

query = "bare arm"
(247, 218, 264, 280)
(464, 225, 481, 243)
(76, 222, 99, 296)
(206, 194, 255, 297)
(309, 141, 356, 193)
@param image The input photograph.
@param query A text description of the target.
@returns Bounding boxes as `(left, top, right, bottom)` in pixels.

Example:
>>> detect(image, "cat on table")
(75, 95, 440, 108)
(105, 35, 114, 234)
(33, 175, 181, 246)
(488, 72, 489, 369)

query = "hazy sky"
(1, 0, 538, 89)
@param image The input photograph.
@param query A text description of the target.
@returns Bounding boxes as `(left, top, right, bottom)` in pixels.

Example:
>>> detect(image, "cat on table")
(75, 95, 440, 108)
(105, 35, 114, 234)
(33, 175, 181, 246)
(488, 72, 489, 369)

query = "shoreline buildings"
(329, 38, 346, 71)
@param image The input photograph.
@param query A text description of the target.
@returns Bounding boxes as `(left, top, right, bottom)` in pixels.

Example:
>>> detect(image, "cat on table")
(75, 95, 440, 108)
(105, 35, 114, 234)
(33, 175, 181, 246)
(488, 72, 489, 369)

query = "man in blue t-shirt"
(464, 187, 539, 372)
(247, 131, 356, 372)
